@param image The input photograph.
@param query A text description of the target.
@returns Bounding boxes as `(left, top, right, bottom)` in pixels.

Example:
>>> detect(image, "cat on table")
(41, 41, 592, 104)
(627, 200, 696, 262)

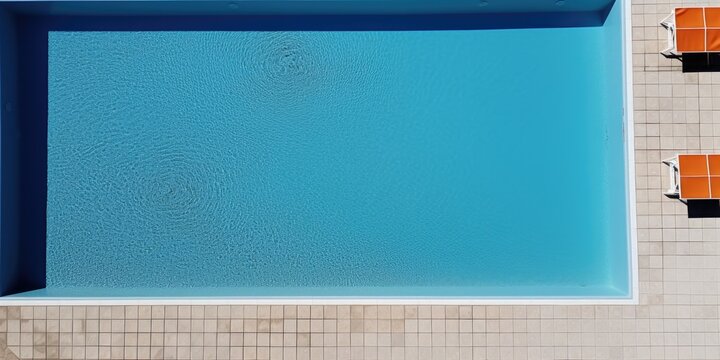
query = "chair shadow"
(682, 53, 720, 72)
(687, 200, 720, 218)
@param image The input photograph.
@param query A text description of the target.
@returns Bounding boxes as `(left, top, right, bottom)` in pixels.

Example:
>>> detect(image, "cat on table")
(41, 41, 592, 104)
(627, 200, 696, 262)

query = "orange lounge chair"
(663, 154, 720, 199)
(661, 7, 720, 57)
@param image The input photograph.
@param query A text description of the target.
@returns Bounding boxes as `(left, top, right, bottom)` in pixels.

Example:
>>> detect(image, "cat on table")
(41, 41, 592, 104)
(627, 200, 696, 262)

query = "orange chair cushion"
(676, 29, 706, 52)
(705, 8, 720, 27)
(679, 154, 709, 176)
(707, 29, 720, 51)
(708, 155, 720, 175)
(681, 176, 710, 199)
(676, 8, 706, 28)
(711, 177, 720, 198)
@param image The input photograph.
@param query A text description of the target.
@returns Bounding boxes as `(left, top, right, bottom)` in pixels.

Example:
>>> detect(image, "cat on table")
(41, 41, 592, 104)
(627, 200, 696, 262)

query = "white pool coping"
(0, 297, 637, 305)
(623, 0, 640, 306)
(0, 0, 638, 306)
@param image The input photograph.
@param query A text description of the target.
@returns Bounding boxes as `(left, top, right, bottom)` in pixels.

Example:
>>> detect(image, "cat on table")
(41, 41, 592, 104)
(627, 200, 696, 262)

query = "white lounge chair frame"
(660, 12, 679, 58)
(662, 156, 680, 198)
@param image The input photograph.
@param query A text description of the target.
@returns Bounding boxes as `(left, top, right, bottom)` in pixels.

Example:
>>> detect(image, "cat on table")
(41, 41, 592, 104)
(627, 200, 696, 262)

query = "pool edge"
(622, 0, 640, 306)
(0, 0, 639, 306)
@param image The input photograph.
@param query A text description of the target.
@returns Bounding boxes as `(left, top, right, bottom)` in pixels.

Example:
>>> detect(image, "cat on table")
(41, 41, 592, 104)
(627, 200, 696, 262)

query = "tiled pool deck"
(2, 0, 720, 358)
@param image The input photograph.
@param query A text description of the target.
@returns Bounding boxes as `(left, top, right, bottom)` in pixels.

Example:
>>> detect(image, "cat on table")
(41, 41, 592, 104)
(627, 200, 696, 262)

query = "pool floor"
(44, 28, 628, 297)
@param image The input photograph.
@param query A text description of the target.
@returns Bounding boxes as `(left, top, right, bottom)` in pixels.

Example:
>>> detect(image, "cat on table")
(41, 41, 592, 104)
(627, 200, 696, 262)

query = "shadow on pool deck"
(687, 200, 720, 218)
(681, 53, 720, 73)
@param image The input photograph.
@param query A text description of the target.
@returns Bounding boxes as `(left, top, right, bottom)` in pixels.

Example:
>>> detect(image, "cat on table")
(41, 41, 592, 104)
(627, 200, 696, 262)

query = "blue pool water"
(45, 15, 629, 297)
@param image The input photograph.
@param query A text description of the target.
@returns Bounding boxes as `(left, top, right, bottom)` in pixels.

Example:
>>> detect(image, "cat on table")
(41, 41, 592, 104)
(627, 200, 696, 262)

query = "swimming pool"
(0, 0, 636, 302)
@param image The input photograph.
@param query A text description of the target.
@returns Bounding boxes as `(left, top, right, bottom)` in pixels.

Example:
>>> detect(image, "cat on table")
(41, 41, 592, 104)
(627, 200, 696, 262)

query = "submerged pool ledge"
(9, 12, 614, 32)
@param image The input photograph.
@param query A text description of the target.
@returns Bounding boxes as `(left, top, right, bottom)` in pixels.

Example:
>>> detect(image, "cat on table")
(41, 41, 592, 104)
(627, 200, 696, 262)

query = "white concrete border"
(623, 0, 640, 305)
(0, 298, 637, 305)
(0, 0, 638, 306)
